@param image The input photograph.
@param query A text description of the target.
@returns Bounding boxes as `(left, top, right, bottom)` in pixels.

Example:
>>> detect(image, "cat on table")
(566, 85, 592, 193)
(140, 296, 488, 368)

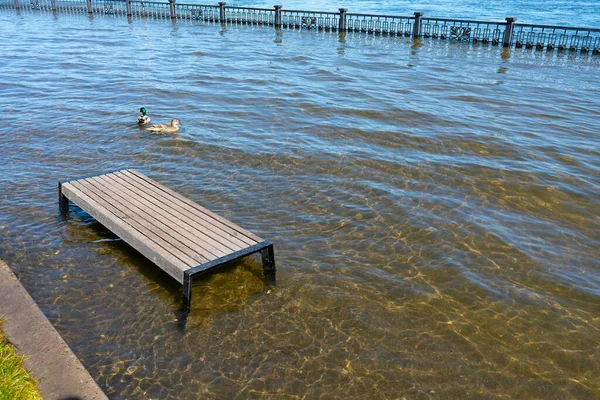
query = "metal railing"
(346, 12, 413, 36)
(280, 9, 338, 30)
(3, 0, 600, 56)
(513, 23, 600, 54)
(175, 4, 218, 21)
(226, 6, 274, 25)
(421, 17, 507, 45)
(93, 0, 127, 16)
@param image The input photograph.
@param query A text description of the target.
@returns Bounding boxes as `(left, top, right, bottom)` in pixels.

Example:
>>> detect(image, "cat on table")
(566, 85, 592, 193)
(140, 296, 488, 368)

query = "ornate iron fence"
(2, 0, 599, 56)
(226, 6, 274, 25)
(279, 9, 338, 31)
(53, 0, 87, 13)
(20, 0, 47, 11)
(92, 0, 127, 15)
(135, 1, 169, 18)
(513, 23, 600, 55)
(421, 17, 506, 45)
(346, 13, 413, 36)
(175, 3, 218, 21)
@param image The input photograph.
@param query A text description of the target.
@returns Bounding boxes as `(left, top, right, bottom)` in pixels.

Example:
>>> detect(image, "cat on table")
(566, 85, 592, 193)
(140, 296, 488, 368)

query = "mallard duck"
(137, 107, 151, 125)
(147, 119, 181, 134)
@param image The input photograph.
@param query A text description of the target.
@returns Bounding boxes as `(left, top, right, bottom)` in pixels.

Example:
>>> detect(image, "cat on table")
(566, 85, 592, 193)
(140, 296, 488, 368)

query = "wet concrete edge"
(0, 259, 108, 400)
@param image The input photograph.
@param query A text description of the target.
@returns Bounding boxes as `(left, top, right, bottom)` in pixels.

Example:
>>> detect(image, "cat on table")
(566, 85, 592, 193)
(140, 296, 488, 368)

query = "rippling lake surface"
(1, 9, 599, 399)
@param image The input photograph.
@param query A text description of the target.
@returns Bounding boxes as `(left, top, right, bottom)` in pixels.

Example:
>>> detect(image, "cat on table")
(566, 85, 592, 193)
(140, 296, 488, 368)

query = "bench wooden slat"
(117, 170, 256, 249)
(109, 171, 249, 252)
(127, 169, 263, 244)
(70, 179, 204, 267)
(103, 173, 239, 256)
(61, 181, 193, 282)
(76, 177, 212, 267)
(92, 174, 233, 260)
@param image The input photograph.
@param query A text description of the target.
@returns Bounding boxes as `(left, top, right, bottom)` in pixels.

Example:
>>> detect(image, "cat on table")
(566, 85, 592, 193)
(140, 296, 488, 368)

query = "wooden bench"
(58, 169, 275, 313)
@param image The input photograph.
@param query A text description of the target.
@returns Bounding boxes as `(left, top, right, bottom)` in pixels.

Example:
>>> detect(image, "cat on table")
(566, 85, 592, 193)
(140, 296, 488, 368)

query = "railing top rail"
(135, 1, 169, 5)
(422, 17, 506, 25)
(515, 22, 600, 32)
(176, 3, 219, 7)
(225, 6, 275, 12)
(346, 12, 414, 19)
(281, 9, 339, 16)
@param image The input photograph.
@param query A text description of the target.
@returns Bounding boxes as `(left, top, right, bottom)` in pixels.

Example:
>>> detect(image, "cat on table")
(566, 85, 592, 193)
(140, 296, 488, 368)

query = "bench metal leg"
(181, 242, 274, 316)
(58, 182, 69, 214)
(260, 244, 276, 283)
(182, 272, 193, 313)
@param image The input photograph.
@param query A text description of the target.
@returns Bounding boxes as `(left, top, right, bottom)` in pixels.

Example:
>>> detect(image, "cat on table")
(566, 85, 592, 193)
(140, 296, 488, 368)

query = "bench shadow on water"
(62, 207, 270, 332)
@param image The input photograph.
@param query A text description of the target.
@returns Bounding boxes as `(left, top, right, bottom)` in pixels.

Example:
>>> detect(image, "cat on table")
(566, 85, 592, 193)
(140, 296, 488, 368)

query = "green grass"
(0, 318, 42, 400)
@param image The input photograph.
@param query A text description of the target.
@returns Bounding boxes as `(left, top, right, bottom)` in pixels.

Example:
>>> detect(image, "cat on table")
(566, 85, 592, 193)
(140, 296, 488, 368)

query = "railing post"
(218, 1, 226, 23)
(86, 0, 92, 14)
(125, 0, 131, 16)
(14, 0, 19, 10)
(503, 17, 516, 47)
(338, 8, 347, 32)
(413, 12, 423, 37)
(51, 0, 56, 12)
(169, 0, 176, 20)
(274, 4, 281, 28)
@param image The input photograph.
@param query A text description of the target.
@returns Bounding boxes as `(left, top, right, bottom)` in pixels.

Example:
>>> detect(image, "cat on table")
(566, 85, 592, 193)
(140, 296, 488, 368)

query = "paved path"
(0, 259, 108, 400)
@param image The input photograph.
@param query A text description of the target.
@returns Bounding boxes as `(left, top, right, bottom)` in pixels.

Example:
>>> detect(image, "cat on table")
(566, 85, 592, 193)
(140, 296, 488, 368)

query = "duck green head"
(140, 107, 147, 116)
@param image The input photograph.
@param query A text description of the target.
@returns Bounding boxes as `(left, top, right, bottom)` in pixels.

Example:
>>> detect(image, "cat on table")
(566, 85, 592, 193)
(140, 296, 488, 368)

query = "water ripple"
(0, 10, 599, 399)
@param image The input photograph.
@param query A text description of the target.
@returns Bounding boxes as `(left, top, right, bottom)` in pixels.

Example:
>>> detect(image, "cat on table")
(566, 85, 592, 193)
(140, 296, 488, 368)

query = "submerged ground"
(0, 10, 599, 399)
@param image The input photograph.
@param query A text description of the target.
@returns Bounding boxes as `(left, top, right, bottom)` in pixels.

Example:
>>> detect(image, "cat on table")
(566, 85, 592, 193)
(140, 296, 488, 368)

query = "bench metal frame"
(182, 240, 275, 312)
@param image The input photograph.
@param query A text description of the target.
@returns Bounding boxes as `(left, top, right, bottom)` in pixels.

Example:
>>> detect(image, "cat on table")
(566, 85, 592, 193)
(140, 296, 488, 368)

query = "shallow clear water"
(0, 10, 599, 399)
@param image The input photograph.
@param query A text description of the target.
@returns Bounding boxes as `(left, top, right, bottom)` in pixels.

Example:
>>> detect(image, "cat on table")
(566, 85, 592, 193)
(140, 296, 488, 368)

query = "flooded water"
(0, 9, 599, 400)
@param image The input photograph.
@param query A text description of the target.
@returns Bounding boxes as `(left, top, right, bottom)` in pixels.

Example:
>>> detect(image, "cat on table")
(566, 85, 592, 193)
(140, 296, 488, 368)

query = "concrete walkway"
(0, 259, 108, 400)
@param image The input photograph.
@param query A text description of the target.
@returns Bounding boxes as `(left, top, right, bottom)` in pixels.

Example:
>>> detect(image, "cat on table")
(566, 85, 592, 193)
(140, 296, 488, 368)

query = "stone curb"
(0, 259, 108, 400)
